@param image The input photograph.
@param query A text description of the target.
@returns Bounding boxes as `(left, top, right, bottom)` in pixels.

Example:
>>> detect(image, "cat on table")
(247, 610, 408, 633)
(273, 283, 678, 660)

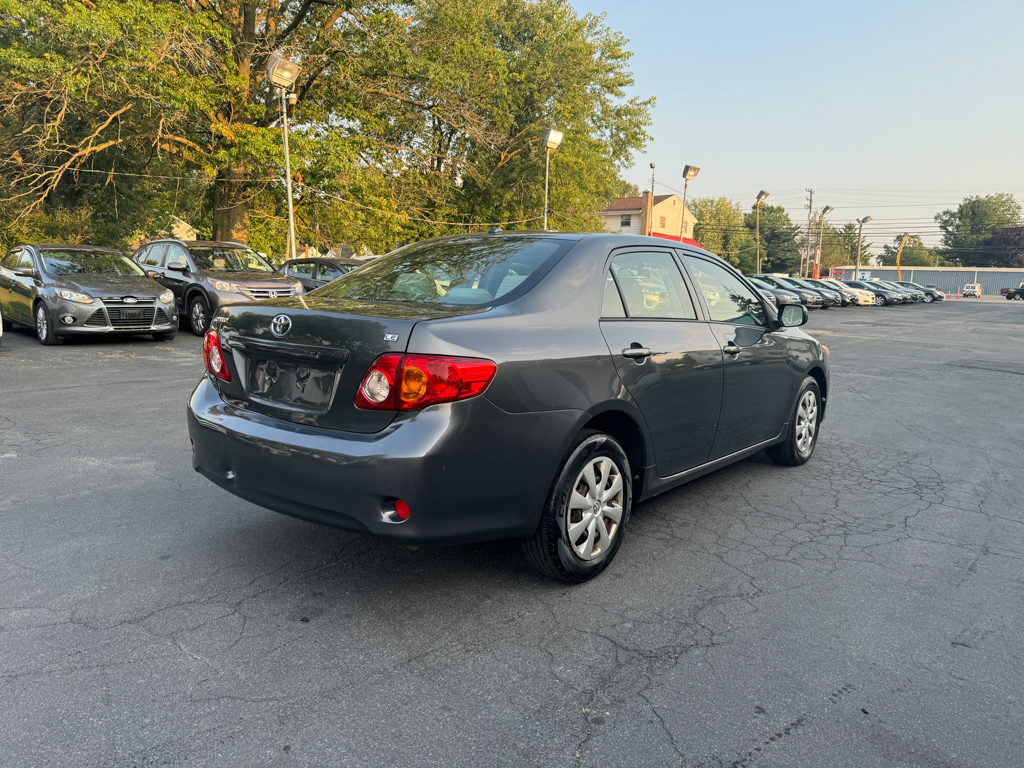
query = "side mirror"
(12, 267, 37, 278)
(146, 270, 160, 278)
(779, 303, 808, 328)
(166, 261, 188, 272)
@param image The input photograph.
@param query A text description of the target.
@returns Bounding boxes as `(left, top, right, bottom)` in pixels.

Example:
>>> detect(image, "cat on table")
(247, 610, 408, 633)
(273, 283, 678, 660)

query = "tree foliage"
(935, 194, 1021, 264)
(691, 197, 754, 271)
(879, 234, 939, 267)
(0, 0, 652, 256)
(743, 204, 800, 273)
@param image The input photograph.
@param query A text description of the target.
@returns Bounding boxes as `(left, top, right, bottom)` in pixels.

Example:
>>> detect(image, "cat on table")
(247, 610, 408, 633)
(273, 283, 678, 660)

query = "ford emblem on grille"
(270, 314, 292, 337)
(123, 297, 138, 304)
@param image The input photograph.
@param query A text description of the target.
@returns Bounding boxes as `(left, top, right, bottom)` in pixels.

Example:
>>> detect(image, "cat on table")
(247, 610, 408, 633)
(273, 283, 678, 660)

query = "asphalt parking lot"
(2, 299, 1023, 767)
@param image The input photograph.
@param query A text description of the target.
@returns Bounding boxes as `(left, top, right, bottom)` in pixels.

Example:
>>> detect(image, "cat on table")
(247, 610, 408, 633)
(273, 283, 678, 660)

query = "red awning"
(650, 232, 704, 249)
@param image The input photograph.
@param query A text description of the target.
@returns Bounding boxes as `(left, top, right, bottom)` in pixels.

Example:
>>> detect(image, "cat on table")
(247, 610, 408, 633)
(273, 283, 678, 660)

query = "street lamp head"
(649, 162, 656, 169)
(543, 128, 563, 150)
(755, 189, 769, 204)
(683, 165, 700, 181)
(859, 216, 872, 224)
(267, 53, 301, 89)
(821, 205, 834, 215)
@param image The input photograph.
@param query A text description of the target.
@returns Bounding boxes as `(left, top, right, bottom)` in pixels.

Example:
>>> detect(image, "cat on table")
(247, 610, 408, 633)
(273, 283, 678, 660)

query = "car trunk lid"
(215, 296, 486, 433)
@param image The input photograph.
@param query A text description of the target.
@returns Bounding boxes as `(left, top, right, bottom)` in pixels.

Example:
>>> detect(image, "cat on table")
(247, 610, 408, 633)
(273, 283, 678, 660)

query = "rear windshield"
(191, 246, 274, 273)
(42, 250, 145, 277)
(315, 236, 572, 306)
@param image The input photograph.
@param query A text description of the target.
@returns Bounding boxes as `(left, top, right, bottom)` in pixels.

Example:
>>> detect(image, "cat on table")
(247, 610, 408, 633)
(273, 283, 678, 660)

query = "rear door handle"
(621, 346, 652, 359)
(723, 341, 742, 355)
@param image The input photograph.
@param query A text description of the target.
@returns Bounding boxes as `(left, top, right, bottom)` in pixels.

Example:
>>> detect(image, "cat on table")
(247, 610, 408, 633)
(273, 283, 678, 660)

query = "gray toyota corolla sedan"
(0, 244, 178, 345)
(188, 232, 829, 581)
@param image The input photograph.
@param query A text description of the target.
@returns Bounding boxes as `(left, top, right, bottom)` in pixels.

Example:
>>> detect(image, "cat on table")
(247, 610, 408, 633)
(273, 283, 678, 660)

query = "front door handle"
(723, 341, 742, 355)
(621, 346, 652, 359)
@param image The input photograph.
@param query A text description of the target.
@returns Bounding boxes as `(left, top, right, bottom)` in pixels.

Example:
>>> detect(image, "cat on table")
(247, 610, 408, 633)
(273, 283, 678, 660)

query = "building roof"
(600, 195, 675, 214)
(651, 232, 704, 249)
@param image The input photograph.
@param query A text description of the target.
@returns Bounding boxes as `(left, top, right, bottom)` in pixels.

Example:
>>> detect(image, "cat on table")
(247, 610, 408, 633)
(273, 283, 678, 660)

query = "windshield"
(190, 246, 275, 273)
(316, 236, 572, 306)
(42, 250, 145, 277)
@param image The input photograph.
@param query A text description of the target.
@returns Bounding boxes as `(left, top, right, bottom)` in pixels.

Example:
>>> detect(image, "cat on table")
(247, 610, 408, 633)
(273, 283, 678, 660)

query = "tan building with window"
(597, 191, 699, 243)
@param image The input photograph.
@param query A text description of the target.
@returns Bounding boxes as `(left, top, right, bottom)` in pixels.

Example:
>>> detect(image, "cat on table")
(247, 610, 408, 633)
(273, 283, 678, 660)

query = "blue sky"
(569, 0, 1024, 249)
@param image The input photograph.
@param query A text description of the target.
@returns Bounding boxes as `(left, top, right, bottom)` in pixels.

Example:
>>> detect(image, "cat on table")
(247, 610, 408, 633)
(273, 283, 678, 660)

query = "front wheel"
(874, 295, 886, 306)
(767, 377, 821, 467)
(153, 329, 177, 342)
(188, 295, 211, 336)
(35, 303, 62, 346)
(923, 294, 934, 303)
(522, 430, 632, 583)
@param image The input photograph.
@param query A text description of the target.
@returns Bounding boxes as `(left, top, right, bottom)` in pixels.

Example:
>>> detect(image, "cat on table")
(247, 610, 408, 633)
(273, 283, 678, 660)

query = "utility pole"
(281, 88, 297, 262)
(855, 216, 872, 280)
(649, 163, 656, 236)
(803, 189, 814, 276)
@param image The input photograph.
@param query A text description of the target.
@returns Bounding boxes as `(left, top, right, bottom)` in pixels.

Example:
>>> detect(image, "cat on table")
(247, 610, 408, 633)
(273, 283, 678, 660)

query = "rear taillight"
(355, 353, 496, 411)
(203, 329, 231, 382)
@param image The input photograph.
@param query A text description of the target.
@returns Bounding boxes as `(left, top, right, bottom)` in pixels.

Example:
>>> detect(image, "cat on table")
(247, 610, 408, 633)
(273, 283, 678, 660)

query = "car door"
(598, 249, 724, 477)
(7, 249, 40, 324)
(0, 250, 21, 322)
(681, 254, 795, 460)
(160, 244, 194, 303)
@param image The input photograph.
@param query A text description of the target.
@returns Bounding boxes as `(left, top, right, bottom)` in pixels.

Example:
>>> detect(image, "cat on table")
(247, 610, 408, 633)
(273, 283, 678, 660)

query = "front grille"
(84, 310, 108, 327)
(107, 307, 156, 329)
(101, 297, 157, 305)
(246, 287, 295, 300)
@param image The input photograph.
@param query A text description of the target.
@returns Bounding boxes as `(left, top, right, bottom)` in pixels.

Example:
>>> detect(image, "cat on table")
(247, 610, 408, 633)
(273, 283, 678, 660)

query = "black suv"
(281, 257, 365, 291)
(134, 240, 304, 335)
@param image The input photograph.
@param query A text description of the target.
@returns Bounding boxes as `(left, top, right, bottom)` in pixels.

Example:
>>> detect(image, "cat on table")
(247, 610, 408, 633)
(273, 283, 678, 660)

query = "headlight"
(207, 278, 241, 293)
(56, 289, 94, 304)
(159, 290, 174, 304)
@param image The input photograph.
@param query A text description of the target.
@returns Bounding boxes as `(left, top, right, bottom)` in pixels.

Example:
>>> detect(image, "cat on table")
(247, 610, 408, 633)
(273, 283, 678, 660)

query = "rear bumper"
(187, 376, 581, 545)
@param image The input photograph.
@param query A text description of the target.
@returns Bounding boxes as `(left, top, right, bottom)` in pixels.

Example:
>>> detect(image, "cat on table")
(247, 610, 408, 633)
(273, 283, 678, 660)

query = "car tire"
(35, 302, 62, 346)
(188, 295, 211, 336)
(875, 295, 886, 306)
(766, 376, 821, 467)
(923, 294, 933, 303)
(153, 329, 177, 342)
(522, 430, 632, 583)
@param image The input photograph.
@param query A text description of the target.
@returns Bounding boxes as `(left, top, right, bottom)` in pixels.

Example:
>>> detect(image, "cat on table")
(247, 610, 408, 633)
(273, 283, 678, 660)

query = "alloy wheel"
(191, 300, 207, 333)
(924, 294, 933, 303)
(795, 390, 818, 455)
(875, 295, 885, 306)
(566, 456, 624, 561)
(36, 305, 48, 341)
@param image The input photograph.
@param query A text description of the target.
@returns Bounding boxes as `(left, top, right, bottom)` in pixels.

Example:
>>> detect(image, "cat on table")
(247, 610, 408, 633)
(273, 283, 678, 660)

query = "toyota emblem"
(270, 314, 292, 337)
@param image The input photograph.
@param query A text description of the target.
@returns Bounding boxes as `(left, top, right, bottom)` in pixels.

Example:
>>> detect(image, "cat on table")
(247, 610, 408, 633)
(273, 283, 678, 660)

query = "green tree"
(973, 227, 1024, 268)
(693, 197, 754, 271)
(935, 194, 1022, 264)
(879, 235, 938, 266)
(743, 204, 800, 273)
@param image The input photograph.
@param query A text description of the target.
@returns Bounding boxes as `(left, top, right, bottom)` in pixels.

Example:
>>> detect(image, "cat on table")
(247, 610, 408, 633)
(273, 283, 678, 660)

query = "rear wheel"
(523, 430, 631, 583)
(767, 377, 821, 467)
(188, 295, 210, 336)
(35, 302, 62, 346)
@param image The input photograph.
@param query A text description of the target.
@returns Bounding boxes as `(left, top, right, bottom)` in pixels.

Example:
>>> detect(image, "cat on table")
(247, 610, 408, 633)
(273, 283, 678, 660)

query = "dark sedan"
(188, 233, 830, 582)
(843, 280, 902, 306)
(747, 277, 803, 308)
(0, 244, 178, 345)
(282, 257, 366, 291)
(786, 277, 843, 308)
(897, 281, 944, 302)
(753, 275, 825, 308)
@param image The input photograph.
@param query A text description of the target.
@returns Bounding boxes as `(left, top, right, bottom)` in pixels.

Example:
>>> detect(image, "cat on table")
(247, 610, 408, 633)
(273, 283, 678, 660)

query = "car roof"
(20, 243, 125, 254)
(283, 257, 364, 265)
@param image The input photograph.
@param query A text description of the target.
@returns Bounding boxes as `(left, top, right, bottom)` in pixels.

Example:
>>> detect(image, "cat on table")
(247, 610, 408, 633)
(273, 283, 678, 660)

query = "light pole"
(542, 128, 563, 231)
(813, 205, 834, 278)
(678, 165, 700, 240)
(754, 189, 769, 273)
(267, 53, 302, 262)
(855, 216, 872, 280)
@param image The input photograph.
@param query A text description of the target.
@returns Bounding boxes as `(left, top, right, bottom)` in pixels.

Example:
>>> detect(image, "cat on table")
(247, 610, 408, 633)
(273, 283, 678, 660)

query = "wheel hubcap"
(36, 307, 47, 339)
(192, 302, 206, 330)
(875, 296, 884, 305)
(795, 390, 818, 455)
(566, 456, 624, 561)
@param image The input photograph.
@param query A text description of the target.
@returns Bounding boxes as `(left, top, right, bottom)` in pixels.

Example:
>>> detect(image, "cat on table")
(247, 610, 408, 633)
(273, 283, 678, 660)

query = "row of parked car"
(746, 274, 946, 309)
(0, 239, 365, 346)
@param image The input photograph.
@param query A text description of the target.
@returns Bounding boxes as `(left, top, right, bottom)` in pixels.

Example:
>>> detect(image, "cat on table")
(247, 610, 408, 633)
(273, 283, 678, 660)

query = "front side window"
(41, 250, 145, 277)
(15, 251, 34, 270)
(608, 251, 697, 319)
(316, 236, 571, 307)
(286, 262, 316, 277)
(190, 246, 274, 273)
(1, 251, 20, 269)
(318, 263, 345, 280)
(683, 256, 767, 327)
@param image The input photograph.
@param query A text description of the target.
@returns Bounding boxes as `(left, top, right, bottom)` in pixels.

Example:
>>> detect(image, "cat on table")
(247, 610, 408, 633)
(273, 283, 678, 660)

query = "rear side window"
(608, 251, 697, 319)
(601, 273, 626, 317)
(319, 263, 345, 280)
(316, 236, 573, 307)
